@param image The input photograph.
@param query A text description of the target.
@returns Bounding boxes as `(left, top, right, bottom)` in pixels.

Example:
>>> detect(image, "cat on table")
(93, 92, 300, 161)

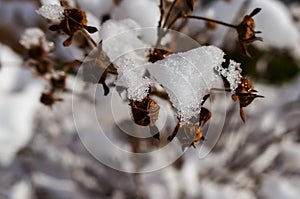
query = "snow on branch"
(146, 46, 227, 124)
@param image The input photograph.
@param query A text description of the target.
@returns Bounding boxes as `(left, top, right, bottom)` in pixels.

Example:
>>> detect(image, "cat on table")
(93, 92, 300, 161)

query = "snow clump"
(147, 46, 225, 124)
(36, 4, 64, 21)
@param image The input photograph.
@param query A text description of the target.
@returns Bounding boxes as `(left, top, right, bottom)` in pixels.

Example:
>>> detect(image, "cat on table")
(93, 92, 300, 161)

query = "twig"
(183, 14, 237, 29)
(81, 29, 98, 48)
(167, 12, 184, 29)
(163, 0, 178, 28)
(221, 0, 251, 48)
(158, 0, 164, 28)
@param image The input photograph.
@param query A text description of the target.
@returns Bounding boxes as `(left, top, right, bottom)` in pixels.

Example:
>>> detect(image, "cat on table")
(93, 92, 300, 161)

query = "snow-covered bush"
(2, 0, 300, 199)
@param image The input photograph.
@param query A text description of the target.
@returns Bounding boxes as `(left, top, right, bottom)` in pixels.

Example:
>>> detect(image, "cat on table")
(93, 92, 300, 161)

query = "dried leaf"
(199, 107, 212, 127)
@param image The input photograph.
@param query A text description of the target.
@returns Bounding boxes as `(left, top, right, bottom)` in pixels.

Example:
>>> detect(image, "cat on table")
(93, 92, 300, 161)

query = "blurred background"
(0, 0, 300, 198)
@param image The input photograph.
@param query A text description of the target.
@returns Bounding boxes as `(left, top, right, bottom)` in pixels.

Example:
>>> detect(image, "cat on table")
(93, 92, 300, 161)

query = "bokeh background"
(0, 0, 300, 198)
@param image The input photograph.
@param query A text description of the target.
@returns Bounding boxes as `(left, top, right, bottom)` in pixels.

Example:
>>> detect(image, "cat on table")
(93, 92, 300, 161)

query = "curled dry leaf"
(172, 124, 205, 150)
(199, 107, 212, 127)
(232, 77, 264, 123)
(50, 72, 66, 91)
(49, 8, 98, 46)
(147, 48, 173, 63)
(129, 96, 160, 127)
(237, 8, 263, 56)
(129, 96, 161, 140)
(40, 92, 63, 107)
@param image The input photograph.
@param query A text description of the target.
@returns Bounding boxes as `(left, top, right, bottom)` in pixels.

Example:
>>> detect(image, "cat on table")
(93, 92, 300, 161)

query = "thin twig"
(158, 0, 164, 28)
(155, 0, 165, 47)
(163, 0, 178, 28)
(183, 14, 237, 29)
(221, 0, 251, 48)
(167, 12, 184, 29)
(81, 29, 97, 48)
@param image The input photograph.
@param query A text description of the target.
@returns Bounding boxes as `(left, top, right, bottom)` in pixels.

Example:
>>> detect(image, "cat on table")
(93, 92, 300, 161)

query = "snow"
(115, 58, 151, 101)
(77, 0, 113, 19)
(19, 28, 54, 52)
(85, 12, 101, 43)
(112, 0, 160, 44)
(40, 0, 60, 6)
(146, 46, 225, 124)
(99, 19, 153, 100)
(1, 0, 300, 198)
(9, 180, 33, 199)
(100, 19, 149, 63)
(0, 44, 44, 166)
(261, 175, 300, 199)
(0, 44, 24, 92)
(36, 4, 64, 21)
(215, 59, 242, 92)
(202, 181, 255, 199)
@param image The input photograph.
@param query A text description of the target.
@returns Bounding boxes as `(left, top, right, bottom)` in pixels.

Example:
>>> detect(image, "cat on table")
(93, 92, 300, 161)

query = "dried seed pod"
(199, 107, 212, 127)
(173, 124, 205, 150)
(129, 96, 160, 126)
(40, 92, 63, 107)
(237, 8, 263, 56)
(82, 42, 116, 96)
(232, 77, 264, 123)
(33, 59, 52, 75)
(27, 45, 47, 61)
(148, 48, 172, 63)
(191, 126, 204, 148)
(50, 72, 66, 91)
(49, 8, 98, 46)
(129, 96, 160, 140)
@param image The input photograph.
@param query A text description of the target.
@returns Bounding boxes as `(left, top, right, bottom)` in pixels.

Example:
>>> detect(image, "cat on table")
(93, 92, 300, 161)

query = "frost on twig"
(36, 4, 64, 21)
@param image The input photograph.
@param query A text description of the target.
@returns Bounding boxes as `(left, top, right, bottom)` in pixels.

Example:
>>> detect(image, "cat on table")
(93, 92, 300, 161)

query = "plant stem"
(81, 29, 97, 48)
(163, 0, 178, 28)
(155, 0, 164, 47)
(167, 12, 183, 29)
(158, 0, 164, 28)
(183, 14, 238, 29)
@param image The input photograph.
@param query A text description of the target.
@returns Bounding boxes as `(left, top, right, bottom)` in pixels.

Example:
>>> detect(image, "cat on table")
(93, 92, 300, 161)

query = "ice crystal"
(36, 4, 64, 21)
(215, 59, 242, 92)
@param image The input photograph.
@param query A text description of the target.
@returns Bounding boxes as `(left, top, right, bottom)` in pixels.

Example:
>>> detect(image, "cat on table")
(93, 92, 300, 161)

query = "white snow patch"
(20, 27, 54, 52)
(0, 44, 44, 166)
(10, 180, 33, 199)
(261, 175, 300, 199)
(112, 0, 160, 44)
(115, 58, 151, 101)
(146, 46, 225, 123)
(77, 0, 113, 19)
(100, 19, 149, 63)
(215, 59, 242, 92)
(36, 4, 64, 21)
